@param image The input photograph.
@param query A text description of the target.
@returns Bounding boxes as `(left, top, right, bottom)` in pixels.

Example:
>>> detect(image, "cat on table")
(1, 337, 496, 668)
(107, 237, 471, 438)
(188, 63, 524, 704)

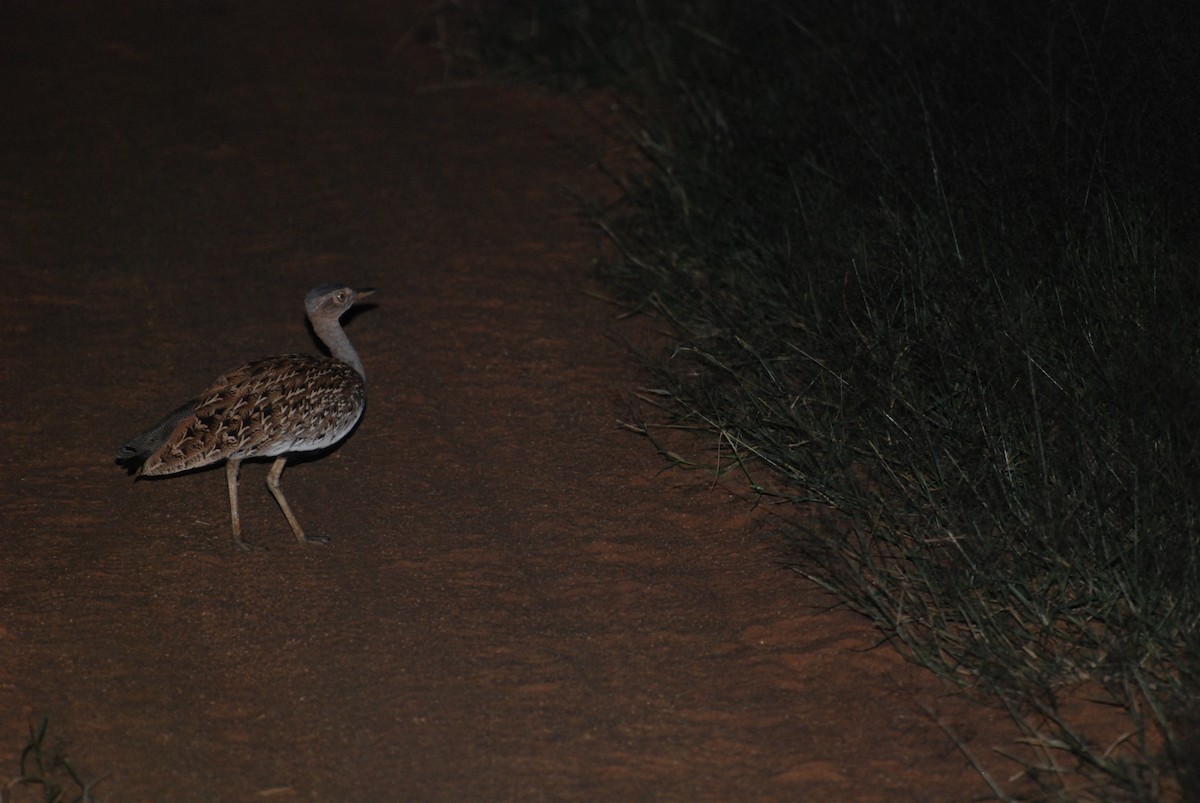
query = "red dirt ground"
(1, 2, 1024, 799)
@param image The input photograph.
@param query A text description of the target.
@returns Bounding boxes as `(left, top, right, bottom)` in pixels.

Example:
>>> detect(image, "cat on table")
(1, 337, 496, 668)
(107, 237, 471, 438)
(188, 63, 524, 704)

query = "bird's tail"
(115, 401, 196, 469)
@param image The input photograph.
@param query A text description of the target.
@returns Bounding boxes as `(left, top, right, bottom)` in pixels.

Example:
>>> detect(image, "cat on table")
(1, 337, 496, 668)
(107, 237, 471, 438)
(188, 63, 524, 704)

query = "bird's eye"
(336, 292, 347, 302)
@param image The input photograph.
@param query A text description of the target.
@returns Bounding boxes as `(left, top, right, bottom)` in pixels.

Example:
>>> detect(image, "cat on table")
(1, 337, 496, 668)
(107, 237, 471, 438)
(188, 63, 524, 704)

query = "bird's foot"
(298, 534, 331, 546)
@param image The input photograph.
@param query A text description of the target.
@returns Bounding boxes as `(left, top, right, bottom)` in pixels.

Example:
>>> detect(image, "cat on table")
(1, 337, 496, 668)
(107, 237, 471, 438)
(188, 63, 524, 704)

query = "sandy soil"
(0, 2, 1018, 799)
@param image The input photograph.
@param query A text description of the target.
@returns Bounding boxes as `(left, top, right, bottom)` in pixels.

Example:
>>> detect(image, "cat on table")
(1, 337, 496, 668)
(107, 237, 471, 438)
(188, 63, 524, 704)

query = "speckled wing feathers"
(135, 354, 366, 477)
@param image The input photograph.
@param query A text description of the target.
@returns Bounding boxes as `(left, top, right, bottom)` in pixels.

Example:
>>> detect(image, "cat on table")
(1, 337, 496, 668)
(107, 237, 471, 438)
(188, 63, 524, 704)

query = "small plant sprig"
(2, 718, 101, 803)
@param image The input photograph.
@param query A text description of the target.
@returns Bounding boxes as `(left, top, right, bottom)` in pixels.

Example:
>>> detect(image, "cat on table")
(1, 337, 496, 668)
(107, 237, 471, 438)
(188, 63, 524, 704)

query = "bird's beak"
(355, 287, 377, 301)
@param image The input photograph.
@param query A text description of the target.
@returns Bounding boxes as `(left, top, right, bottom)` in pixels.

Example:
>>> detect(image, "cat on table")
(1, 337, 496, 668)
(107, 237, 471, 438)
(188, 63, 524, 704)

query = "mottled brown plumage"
(117, 284, 375, 550)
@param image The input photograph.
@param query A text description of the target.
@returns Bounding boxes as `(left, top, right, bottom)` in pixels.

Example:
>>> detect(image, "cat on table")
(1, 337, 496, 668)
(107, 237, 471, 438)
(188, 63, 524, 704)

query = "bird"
(116, 283, 375, 550)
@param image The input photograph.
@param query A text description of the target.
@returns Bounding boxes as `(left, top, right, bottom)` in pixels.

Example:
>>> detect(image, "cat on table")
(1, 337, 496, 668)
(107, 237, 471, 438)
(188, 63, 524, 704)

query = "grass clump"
(2, 718, 101, 803)
(473, 0, 1200, 799)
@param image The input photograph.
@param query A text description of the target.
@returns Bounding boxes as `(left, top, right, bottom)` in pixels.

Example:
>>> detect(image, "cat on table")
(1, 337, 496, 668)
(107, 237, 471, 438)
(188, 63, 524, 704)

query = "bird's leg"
(225, 458, 263, 552)
(266, 456, 330, 545)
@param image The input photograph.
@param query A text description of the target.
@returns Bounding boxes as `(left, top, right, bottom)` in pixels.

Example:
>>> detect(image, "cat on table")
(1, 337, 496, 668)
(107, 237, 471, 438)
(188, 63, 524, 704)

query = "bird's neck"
(314, 318, 365, 378)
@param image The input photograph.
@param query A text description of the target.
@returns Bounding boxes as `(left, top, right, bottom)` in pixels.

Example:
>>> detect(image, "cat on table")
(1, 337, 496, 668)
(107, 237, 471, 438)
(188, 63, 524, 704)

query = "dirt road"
(0, 2, 1008, 799)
